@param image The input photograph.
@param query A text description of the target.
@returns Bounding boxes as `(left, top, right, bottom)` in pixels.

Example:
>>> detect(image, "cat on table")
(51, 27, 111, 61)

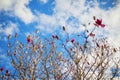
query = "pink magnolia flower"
(27, 35, 33, 43)
(52, 35, 59, 40)
(6, 70, 9, 74)
(55, 35, 59, 40)
(89, 33, 95, 37)
(94, 19, 105, 28)
(0, 67, 4, 71)
(71, 38, 75, 43)
(6, 70, 9, 76)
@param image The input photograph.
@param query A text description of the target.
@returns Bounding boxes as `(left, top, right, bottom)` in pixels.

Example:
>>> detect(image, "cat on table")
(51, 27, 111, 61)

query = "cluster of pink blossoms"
(0, 67, 9, 76)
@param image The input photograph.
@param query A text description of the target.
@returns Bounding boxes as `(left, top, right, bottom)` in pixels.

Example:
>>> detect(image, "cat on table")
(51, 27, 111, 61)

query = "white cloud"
(0, 0, 119, 46)
(0, 0, 16, 11)
(39, 13, 57, 26)
(40, 0, 48, 4)
(14, 0, 36, 24)
(0, 0, 36, 24)
(0, 22, 19, 35)
(36, 0, 120, 47)
(36, 13, 58, 33)
(102, 4, 120, 47)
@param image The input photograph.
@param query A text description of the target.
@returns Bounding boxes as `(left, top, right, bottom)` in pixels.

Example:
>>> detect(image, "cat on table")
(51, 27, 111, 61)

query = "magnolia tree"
(0, 16, 120, 80)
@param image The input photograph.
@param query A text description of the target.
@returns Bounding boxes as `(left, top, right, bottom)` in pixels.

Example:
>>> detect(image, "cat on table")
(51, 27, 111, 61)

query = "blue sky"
(0, 0, 120, 75)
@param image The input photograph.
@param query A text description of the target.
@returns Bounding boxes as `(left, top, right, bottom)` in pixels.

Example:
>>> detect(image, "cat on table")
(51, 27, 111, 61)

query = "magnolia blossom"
(6, 70, 9, 76)
(27, 35, 33, 43)
(0, 67, 4, 71)
(71, 38, 75, 43)
(52, 35, 59, 40)
(89, 33, 95, 37)
(94, 19, 105, 28)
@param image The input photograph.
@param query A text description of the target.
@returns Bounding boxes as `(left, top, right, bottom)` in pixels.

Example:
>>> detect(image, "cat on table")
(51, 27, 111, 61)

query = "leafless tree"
(0, 16, 120, 80)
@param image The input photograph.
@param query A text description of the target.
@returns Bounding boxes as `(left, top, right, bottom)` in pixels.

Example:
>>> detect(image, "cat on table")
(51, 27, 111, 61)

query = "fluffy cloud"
(105, 5, 120, 47)
(14, 0, 36, 24)
(36, 13, 58, 33)
(36, 0, 97, 34)
(0, 22, 19, 35)
(36, 0, 120, 47)
(0, 0, 36, 24)
(0, 0, 119, 47)
(0, 0, 16, 11)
